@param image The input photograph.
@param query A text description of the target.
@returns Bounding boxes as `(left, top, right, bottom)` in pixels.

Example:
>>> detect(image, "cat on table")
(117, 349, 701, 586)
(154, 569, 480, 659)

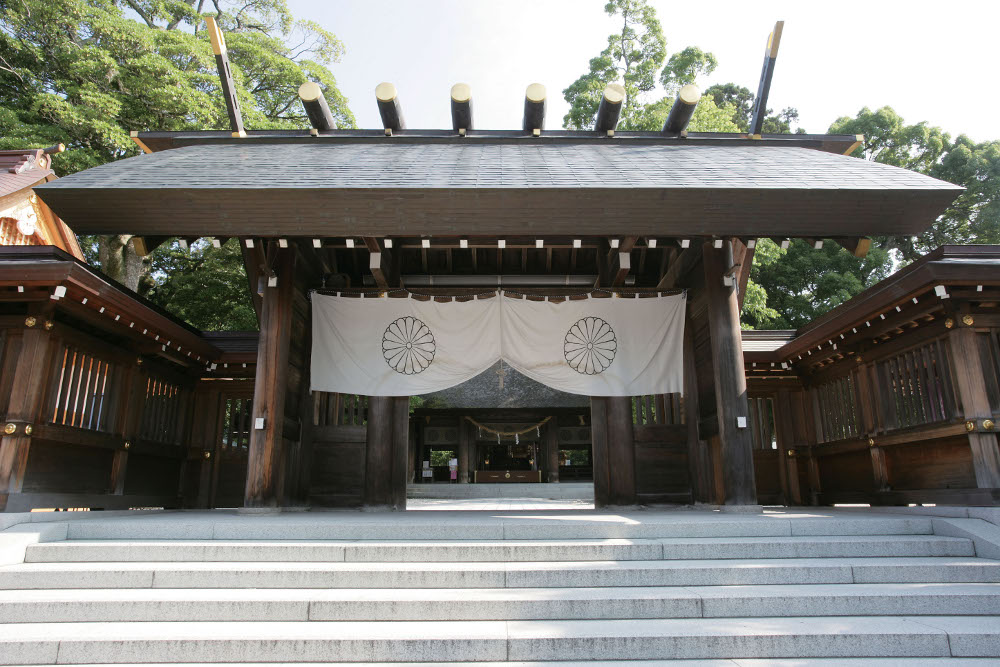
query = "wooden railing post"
(0, 313, 57, 511)
(948, 325, 1000, 488)
(245, 248, 296, 509)
(702, 241, 757, 506)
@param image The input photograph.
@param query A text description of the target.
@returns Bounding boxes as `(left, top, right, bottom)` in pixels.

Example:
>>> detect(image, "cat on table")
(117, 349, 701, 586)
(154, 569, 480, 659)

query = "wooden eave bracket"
(129, 131, 153, 155)
(844, 134, 864, 155)
(835, 237, 871, 258)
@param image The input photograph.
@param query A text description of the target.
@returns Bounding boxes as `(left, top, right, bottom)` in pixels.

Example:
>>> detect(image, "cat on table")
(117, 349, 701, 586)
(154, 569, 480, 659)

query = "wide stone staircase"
(1, 510, 1000, 664)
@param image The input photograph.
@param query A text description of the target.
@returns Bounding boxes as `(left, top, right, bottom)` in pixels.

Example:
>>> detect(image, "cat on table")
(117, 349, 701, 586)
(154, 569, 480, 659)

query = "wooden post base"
(364, 396, 410, 510)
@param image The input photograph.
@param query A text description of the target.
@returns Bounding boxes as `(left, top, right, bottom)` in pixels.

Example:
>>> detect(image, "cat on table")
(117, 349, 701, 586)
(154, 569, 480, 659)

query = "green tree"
(748, 240, 892, 329)
(145, 238, 258, 331)
(746, 106, 1000, 329)
(703, 83, 803, 134)
(830, 107, 999, 259)
(0, 0, 353, 328)
(562, 0, 725, 132)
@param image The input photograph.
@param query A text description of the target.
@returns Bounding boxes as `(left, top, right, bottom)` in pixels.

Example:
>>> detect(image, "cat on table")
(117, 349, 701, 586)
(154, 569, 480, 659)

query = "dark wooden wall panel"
(885, 438, 976, 491)
(310, 424, 366, 507)
(21, 440, 114, 495)
(123, 453, 181, 497)
(753, 449, 782, 503)
(818, 450, 875, 493)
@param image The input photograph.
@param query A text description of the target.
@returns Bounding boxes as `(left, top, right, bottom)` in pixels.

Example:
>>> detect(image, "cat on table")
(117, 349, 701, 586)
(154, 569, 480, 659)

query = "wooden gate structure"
(3, 33, 988, 510)
(1, 244, 999, 510)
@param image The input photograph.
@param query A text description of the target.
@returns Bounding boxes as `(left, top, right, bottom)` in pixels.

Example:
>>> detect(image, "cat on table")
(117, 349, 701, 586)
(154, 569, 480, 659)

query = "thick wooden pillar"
(591, 396, 636, 506)
(545, 418, 560, 483)
(0, 316, 57, 511)
(702, 241, 757, 506)
(364, 396, 410, 509)
(244, 249, 295, 509)
(683, 320, 709, 503)
(948, 326, 1000, 488)
(457, 417, 471, 483)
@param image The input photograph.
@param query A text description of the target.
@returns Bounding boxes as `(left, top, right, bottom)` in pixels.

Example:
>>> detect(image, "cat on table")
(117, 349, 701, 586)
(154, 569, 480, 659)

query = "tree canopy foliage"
(562, 1, 797, 135)
(564, 1, 999, 331)
(0, 0, 354, 330)
(747, 108, 1000, 329)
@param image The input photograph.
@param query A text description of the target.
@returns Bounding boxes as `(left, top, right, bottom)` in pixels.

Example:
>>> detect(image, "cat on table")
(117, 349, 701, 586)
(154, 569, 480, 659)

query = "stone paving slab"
(15, 660, 1000, 667)
(25, 534, 974, 564)
(504, 617, 952, 660)
(2, 583, 999, 623)
(38, 509, 938, 542)
(3, 617, 997, 664)
(4, 557, 998, 590)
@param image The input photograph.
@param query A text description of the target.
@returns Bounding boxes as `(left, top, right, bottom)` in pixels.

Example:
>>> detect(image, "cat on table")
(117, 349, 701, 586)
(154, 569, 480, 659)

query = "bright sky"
(287, 0, 999, 142)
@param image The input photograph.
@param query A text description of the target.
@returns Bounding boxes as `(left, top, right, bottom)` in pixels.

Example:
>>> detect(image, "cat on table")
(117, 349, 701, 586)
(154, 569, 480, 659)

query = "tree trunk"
(97, 234, 147, 292)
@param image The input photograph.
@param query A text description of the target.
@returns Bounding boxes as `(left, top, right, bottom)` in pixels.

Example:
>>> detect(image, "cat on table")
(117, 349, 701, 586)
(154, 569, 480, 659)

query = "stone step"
(0, 616, 997, 663)
(21, 661, 1000, 667)
(1, 557, 998, 590)
(0, 583, 999, 623)
(24, 535, 975, 564)
(57, 514, 935, 541)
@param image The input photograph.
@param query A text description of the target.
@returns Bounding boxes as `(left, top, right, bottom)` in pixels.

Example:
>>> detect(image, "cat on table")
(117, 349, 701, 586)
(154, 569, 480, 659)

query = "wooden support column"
(855, 363, 890, 494)
(457, 417, 471, 484)
(591, 396, 636, 506)
(0, 315, 57, 511)
(110, 363, 148, 496)
(948, 326, 1000, 488)
(364, 396, 410, 509)
(682, 320, 710, 503)
(702, 241, 757, 506)
(244, 248, 295, 509)
(545, 418, 560, 483)
(773, 389, 803, 506)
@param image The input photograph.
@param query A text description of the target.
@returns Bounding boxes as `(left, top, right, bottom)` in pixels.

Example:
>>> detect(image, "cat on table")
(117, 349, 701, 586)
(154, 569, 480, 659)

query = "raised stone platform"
(1, 507, 1000, 664)
(407, 482, 593, 500)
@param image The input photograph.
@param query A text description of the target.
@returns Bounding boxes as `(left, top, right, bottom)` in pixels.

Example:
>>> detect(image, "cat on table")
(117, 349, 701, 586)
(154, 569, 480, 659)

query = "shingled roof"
(0, 149, 54, 199)
(36, 139, 962, 238)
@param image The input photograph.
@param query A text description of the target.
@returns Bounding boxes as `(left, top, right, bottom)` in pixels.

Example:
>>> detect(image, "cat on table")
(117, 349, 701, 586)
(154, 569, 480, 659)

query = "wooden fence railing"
(0, 321, 195, 512)
(779, 325, 1000, 506)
